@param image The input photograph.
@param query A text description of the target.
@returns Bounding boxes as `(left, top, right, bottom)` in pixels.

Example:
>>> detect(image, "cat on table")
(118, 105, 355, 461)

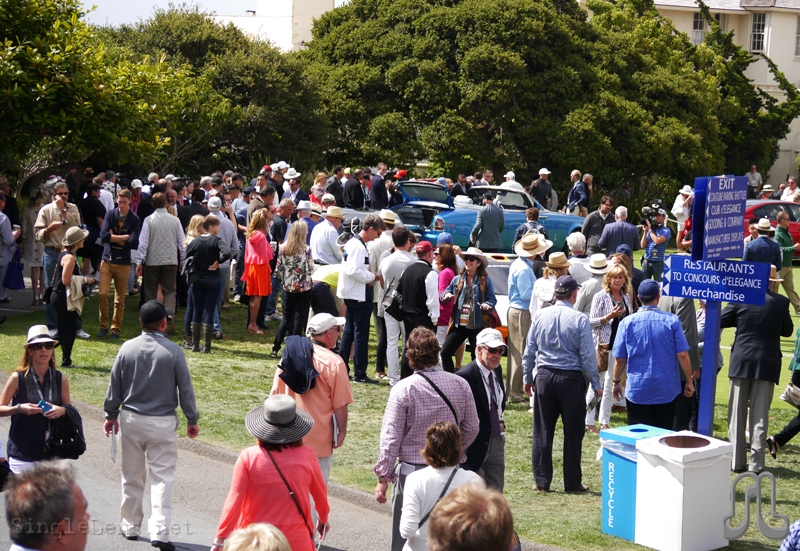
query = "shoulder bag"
(415, 372, 458, 424)
(3, 248, 24, 291)
(42, 255, 61, 304)
(382, 277, 404, 321)
(265, 448, 315, 543)
(479, 276, 501, 329)
(44, 371, 86, 460)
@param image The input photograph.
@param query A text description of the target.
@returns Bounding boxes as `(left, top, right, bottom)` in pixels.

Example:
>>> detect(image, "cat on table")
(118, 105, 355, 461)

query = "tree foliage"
(305, 0, 799, 189)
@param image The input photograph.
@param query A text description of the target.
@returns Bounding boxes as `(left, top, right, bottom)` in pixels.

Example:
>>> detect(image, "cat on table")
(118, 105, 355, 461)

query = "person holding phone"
(0, 325, 70, 473)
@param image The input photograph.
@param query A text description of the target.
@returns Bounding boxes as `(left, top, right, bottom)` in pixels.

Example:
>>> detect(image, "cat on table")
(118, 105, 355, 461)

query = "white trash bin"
(635, 431, 732, 551)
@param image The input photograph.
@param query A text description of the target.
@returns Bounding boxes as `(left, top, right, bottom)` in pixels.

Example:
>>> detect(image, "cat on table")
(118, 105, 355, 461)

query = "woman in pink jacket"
(243, 209, 273, 334)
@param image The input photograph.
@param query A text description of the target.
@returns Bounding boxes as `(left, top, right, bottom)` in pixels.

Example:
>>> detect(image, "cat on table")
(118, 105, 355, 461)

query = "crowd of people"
(2, 161, 800, 550)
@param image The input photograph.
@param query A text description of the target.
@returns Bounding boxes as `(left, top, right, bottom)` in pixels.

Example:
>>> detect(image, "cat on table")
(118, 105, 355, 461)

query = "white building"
(650, 0, 800, 183)
(214, 0, 334, 51)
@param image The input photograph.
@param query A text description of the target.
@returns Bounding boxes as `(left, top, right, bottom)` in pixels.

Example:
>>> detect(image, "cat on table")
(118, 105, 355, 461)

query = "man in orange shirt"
(271, 313, 354, 484)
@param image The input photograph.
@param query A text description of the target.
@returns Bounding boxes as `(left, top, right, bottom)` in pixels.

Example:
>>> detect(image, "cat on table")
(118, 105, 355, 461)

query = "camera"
(641, 199, 666, 228)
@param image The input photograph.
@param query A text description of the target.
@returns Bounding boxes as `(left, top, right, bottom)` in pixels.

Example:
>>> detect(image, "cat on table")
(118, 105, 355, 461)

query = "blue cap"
(437, 232, 453, 246)
(554, 275, 581, 295)
(638, 279, 661, 302)
(437, 177, 447, 187)
(616, 244, 633, 258)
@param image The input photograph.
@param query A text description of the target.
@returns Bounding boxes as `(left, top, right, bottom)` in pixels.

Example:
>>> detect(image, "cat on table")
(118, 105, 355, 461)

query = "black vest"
(400, 260, 433, 316)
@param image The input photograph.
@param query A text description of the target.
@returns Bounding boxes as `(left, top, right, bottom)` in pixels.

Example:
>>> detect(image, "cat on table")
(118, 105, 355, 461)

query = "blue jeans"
(339, 287, 373, 379)
(43, 248, 60, 329)
(190, 276, 221, 324)
(264, 274, 281, 317)
(183, 285, 194, 335)
(642, 259, 664, 282)
(212, 266, 229, 334)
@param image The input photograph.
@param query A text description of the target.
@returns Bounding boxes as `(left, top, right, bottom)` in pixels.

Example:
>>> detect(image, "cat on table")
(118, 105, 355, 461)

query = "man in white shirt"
(747, 164, 763, 199)
(310, 206, 343, 265)
(369, 210, 398, 381)
(782, 177, 800, 203)
(338, 213, 386, 384)
(378, 227, 417, 386)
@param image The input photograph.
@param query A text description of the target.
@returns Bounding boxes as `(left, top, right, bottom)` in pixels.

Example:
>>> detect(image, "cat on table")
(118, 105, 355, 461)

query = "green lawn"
(1, 263, 799, 550)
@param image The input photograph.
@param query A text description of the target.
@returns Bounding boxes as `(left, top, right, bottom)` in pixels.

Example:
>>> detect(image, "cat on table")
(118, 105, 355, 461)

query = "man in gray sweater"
(103, 301, 199, 551)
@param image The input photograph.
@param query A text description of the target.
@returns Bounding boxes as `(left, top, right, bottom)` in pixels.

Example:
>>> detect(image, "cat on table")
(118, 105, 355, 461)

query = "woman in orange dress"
(243, 208, 273, 334)
(213, 395, 330, 551)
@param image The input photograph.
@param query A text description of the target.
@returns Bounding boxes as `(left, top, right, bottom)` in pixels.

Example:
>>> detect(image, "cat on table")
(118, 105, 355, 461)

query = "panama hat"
(586, 253, 610, 275)
(25, 325, 58, 347)
(514, 233, 552, 258)
(756, 218, 772, 232)
(458, 247, 489, 269)
(62, 226, 89, 248)
(379, 209, 397, 225)
(326, 206, 343, 219)
(245, 395, 314, 444)
(762, 184, 775, 193)
(545, 251, 571, 269)
(283, 168, 301, 180)
(678, 185, 694, 196)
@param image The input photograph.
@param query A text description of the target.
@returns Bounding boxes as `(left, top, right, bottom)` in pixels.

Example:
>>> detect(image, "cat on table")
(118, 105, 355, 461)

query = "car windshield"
(467, 188, 532, 210)
(487, 264, 509, 295)
(401, 182, 449, 203)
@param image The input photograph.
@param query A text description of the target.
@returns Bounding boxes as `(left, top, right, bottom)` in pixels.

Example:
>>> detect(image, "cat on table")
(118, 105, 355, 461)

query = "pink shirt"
(438, 267, 456, 326)
(244, 230, 273, 265)
(216, 445, 329, 551)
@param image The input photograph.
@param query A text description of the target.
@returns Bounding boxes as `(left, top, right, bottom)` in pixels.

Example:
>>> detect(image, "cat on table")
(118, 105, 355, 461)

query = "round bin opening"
(659, 435, 710, 448)
(630, 428, 647, 433)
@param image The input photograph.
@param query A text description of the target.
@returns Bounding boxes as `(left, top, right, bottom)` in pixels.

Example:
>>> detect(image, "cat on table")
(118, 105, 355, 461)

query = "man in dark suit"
(450, 174, 470, 197)
(470, 193, 504, 252)
(343, 169, 365, 210)
(721, 265, 793, 473)
(177, 188, 209, 230)
(325, 165, 345, 207)
(456, 328, 507, 491)
(743, 218, 782, 268)
(370, 163, 389, 210)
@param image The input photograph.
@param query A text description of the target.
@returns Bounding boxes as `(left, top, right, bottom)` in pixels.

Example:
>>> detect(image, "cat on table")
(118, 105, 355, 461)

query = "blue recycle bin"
(600, 424, 673, 541)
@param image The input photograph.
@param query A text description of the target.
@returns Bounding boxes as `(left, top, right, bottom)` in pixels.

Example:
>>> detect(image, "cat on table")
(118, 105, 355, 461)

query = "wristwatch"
(378, 476, 387, 483)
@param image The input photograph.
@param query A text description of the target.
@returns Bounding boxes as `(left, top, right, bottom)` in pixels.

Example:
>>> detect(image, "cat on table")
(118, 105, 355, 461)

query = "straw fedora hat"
(458, 247, 489, 269)
(245, 395, 314, 444)
(545, 252, 571, 269)
(586, 253, 611, 275)
(514, 233, 552, 258)
(678, 185, 694, 196)
(756, 218, 772, 232)
(25, 325, 58, 348)
(770, 265, 784, 282)
(62, 226, 89, 248)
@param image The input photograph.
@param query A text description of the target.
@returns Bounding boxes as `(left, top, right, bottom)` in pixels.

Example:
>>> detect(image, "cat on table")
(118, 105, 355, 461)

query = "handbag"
(780, 382, 800, 410)
(479, 276, 501, 329)
(383, 277, 404, 321)
(46, 404, 86, 460)
(596, 343, 610, 373)
(3, 248, 24, 290)
(265, 448, 315, 543)
(42, 257, 60, 304)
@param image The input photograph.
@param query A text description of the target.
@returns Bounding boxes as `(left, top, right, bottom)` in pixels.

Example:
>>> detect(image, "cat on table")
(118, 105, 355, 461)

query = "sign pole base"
(698, 300, 722, 436)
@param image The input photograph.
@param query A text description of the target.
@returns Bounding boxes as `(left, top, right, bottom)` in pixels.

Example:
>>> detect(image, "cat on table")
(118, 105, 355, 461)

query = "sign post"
(663, 175, 757, 436)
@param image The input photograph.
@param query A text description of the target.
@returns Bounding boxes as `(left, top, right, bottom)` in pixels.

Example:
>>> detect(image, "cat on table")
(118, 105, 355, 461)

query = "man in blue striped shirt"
(523, 276, 602, 492)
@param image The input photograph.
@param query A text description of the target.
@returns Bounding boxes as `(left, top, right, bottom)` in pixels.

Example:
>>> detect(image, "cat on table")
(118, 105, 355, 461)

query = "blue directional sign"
(701, 176, 748, 261)
(662, 255, 770, 306)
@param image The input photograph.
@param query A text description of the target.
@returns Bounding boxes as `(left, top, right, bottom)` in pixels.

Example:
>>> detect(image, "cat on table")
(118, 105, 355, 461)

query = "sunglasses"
(28, 343, 55, 351)
(464, 256, 478, 262)
(56, 192, 69, 197)
(484, 346, 504, 355)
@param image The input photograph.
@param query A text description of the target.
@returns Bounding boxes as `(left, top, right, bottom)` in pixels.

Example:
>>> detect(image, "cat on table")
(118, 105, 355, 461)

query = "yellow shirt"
(33, 200, 81, 249)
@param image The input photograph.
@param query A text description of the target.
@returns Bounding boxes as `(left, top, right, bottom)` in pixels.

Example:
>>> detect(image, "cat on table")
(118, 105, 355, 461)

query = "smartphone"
(36, 400, 52, 413)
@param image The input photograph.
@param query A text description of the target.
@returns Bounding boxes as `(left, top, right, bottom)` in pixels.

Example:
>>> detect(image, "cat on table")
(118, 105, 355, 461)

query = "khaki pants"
(780, 265, 800, 313)
(729, 377, 774, 473)
(99, 262, 131, 333)
(507, 307, 531, 402)
(143, 264, 177, 313)
(119, 410, 178, 542)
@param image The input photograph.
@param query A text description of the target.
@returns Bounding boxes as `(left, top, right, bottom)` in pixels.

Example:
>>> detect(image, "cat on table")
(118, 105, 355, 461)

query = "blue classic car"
(420, 186, 584, 253)
(341, 180, 452, 232)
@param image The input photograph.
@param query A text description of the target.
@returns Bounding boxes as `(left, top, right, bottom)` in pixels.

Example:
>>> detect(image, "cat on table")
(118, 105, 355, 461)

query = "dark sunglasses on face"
(485, 346, 504, 355)
(464, 256, 478, 262)
(29, 343, 54, 350)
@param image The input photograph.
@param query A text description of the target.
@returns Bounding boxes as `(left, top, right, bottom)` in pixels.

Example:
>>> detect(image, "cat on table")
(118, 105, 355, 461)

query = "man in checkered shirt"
(374, 327, 479, 551)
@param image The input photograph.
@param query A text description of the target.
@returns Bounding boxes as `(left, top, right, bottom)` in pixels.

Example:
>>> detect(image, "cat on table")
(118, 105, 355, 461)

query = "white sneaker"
(76, 329, 90, 339)
(267, 313, 282, 321)
(49, 328, 59, 339)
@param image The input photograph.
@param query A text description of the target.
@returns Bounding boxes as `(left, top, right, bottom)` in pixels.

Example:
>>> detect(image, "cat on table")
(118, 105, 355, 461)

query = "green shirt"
(774, 224, 795, 268)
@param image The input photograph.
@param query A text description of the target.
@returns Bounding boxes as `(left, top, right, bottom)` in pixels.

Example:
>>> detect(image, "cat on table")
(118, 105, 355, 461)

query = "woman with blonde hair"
(610, 252, 638, 309)
(310, 173, 327, 206)
(587, 264, 633, 432)
(182, 214, 207, 349)
(243, 208, 273, 335)
(222, 523, 291, 551)
(271, 222, 314, 358)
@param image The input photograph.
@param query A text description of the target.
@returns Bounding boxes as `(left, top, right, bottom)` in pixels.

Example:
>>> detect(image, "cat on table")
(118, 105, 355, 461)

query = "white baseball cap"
(539, 168, 551, 176)
(306, 313, 346, 337)
(504, 171, 515, 179)
(207, 196, 222, 212)
(130, 179, 142, 189)
(476, 328, 506, 348)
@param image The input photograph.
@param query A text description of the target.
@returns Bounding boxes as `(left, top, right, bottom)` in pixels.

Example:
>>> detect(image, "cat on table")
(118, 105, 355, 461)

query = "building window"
(796, 16, 800, 56)
(692, 13, 706, 45)
(715, 13, 728, 33)
(751, 13, 767, 52)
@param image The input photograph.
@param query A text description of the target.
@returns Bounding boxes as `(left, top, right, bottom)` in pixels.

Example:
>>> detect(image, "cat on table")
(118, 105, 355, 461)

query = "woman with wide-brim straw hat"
(440, 247, 497, 373)
(214, 395, 329, 551)
(529, 252, 571, 315)
(0, 325, 71, 473)
(51, 226, 93, 368)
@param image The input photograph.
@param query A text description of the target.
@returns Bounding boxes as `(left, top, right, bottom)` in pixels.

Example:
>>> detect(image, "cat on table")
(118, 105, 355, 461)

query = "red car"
(744, 200, 800, 256)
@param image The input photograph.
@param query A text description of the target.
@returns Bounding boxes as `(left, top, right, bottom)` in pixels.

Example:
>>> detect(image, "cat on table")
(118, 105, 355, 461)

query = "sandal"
(767, 436, 779, 459)
(247, 327, 264, 335)
(376, 372, 388, 380)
